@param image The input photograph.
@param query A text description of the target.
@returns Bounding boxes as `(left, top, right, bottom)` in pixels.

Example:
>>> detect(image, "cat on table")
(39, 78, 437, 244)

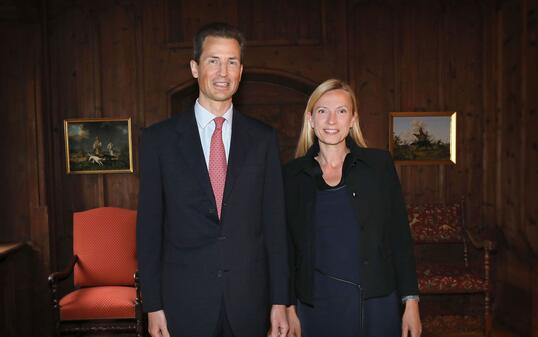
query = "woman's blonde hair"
(295, 79, 367, 158)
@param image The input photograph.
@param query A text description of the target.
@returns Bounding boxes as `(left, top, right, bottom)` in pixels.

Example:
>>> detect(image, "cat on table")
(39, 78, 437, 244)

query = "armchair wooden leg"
(483, 292, 492, 336)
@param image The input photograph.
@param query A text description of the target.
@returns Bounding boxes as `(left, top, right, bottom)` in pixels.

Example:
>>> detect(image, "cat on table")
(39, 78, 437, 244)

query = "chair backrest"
(73, 207, 137, 287)
(407, 201, 464, 244)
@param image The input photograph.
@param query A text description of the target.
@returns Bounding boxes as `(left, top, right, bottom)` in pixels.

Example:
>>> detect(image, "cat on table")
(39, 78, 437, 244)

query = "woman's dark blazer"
(283, 138, 418, 305)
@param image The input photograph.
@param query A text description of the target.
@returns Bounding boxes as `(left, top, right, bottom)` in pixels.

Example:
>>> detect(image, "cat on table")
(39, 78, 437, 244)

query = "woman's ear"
(307, 112, 314, 128)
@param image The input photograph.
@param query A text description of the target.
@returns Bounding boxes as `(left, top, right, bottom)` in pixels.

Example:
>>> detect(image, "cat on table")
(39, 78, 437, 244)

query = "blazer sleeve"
(385, 152, 419, 297)
(136, 128, 164, 312)
(262, 129, 290, 305)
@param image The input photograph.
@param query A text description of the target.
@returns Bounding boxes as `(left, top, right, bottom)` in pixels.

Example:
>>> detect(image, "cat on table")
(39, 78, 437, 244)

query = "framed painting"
(389, 112, 456, 164)
(64, 117, 134, 174)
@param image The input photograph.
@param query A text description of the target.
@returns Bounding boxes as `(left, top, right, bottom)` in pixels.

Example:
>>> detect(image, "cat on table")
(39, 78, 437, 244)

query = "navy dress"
(297, 156, 401, 337)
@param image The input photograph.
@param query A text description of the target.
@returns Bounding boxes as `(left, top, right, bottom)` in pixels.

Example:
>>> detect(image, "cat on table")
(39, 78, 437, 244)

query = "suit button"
(222, 202, 228, 207)
(352, 192, 357, 198)
(363, 259, 369, 265)
(360, 225, 365, 231)
(218, 236, 227, 240)
(217, 270, 223, 278)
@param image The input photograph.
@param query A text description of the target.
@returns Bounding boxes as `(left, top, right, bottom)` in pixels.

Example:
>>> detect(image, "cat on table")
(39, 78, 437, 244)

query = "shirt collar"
(194, 99, 233, 129)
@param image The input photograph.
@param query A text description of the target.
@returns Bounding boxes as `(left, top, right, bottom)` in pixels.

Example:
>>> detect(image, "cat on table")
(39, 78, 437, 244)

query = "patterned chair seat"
(417, 264, 486, 293)
(60, 286, 136, 321)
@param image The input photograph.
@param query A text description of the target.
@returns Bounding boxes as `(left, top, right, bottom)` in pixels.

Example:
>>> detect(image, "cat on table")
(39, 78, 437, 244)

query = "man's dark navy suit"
(136, 107, 289, 337)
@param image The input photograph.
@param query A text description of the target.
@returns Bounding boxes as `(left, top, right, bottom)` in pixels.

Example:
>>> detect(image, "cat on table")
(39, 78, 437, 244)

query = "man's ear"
(190, 60, 199, 78)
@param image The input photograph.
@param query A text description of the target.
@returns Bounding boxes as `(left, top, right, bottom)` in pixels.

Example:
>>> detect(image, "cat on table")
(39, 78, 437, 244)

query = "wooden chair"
(48, 207, 143, 336)
(407, 200, 495, 336)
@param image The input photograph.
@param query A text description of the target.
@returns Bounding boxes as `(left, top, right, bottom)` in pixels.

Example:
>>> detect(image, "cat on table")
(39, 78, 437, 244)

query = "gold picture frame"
(389, 111, 456, 165)
(64, 117, 134, 174)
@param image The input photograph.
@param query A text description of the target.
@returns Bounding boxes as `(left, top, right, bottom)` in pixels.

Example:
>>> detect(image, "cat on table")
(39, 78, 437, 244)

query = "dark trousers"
(212, 299, 235, 337)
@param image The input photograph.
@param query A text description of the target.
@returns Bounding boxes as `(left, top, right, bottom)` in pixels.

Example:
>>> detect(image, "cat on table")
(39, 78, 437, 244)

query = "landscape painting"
(64, 118, 133, 174)
(389, 112, 456, 164)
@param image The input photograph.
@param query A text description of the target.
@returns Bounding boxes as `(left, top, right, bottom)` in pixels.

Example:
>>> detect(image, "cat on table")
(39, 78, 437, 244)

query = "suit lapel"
(222, 110, 250, 204)
(347, 159, 375, 228)
(174, 110, 216, 208)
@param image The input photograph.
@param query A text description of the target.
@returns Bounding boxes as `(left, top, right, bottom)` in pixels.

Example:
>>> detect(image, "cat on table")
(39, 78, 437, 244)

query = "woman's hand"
(287, 305, 302, 337)
(401, 299, 422, 337)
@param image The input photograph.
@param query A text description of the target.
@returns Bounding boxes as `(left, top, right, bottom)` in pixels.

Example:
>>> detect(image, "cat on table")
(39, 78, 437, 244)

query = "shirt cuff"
(401, 295, 420, 303)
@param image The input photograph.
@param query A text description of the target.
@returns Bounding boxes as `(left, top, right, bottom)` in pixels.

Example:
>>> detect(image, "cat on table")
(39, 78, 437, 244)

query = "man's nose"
(219, 62, 228, 76)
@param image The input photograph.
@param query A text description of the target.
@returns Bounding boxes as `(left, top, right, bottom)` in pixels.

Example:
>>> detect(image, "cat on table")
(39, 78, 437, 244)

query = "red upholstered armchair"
(408, 200, 495, 336)
(48, 207, 143, 336)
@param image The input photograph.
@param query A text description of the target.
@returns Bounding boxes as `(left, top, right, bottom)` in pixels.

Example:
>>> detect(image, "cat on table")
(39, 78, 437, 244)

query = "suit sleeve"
(262, 129, 290, 305)
(136, 129, 164, 312)
(282, 165, 297, 305)
(385, 152, 419, 297)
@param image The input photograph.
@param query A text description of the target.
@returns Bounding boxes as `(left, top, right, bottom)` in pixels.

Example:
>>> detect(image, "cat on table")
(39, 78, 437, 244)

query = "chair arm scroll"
(48, 255, 78, 286)
(464, 229, 496, 251)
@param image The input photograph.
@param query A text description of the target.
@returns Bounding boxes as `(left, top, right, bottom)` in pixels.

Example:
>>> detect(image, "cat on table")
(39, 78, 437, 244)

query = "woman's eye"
(338, 109, 348, 114)
(317, 109, 326, 114)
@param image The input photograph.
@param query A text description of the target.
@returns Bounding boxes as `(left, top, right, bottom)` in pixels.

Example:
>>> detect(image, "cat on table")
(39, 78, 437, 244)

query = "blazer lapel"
(222, 111, 250, 204)
(174, 110, 216, 208)
(346, 153, 376, 228)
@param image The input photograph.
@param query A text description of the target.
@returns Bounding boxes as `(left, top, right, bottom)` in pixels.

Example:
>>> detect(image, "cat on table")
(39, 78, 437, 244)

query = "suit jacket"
(136, 107, 289, 337)
(283, 138, 418, 305)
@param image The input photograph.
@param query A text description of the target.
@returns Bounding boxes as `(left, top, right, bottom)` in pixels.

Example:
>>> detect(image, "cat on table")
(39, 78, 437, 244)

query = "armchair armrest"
(464, 229, 496, 251)
(48, 255, 78, 286)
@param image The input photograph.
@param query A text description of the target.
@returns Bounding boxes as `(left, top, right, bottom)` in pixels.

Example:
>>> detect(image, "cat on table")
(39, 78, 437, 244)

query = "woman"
(284, 79, 422, 337)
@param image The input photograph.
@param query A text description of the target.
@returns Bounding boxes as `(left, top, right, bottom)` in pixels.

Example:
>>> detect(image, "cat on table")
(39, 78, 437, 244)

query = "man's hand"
(148, 310, 170, 337)
(401, 299, 422, 337)
(267, 304, 289, 337)
(286, 305, 301, 337)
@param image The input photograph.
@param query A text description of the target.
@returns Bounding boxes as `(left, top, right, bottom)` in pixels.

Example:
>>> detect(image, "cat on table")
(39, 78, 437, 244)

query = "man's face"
(190, 36, 243, 106)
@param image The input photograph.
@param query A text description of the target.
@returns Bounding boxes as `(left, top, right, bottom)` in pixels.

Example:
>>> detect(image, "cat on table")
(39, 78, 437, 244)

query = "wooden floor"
(84, 324, 521, 337)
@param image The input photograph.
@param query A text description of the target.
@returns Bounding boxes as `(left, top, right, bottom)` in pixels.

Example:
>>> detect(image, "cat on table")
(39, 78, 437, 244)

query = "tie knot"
(214, 117, 225, 130)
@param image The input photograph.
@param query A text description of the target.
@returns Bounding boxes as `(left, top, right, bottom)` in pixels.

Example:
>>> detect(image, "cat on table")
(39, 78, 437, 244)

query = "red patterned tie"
(209, 117, 227, 219)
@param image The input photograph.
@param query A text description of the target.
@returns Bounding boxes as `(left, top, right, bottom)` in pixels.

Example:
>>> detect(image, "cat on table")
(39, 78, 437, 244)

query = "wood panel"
(0, 244, 34, 337)
(349, 1, 395, 149)
(166, 0, 323, 46)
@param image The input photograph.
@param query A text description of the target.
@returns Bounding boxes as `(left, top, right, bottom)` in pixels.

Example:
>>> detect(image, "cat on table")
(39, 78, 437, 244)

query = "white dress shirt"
(194, 99, 233, 168)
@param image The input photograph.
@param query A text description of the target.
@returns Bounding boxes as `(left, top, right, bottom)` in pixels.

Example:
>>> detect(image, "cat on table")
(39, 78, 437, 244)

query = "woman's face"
(308, 89, 356, 147)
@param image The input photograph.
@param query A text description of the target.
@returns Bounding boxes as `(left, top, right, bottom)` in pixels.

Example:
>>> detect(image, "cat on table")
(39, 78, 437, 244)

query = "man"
(137, 23, 289, 337)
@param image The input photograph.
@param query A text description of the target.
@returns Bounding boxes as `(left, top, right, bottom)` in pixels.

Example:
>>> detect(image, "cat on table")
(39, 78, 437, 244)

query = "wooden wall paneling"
(0, 245, 34, 337)
(237, 0, 322, 45)
(399, 0, 442, 112)
(524, 0, 538, 334)
(166, 0, 239, 46)
(481, 0, 500, 229)
(0, 24, 32, 241)
(397, 0, 445, 204)
(141, 0, 180, 127)
(523, 0, 538, 254)
(97, 2, 139, 209)
(234, 80, 310, 162)
(47, 3, 105, 268)
(500, 0, 527, 255)
(349, 0, 395, 149)
(521, 0, 538, 252)
(443, 0, 484, 225)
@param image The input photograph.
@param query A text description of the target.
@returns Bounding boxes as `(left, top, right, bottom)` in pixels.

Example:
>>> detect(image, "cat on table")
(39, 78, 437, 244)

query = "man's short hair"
(192, 22, 246, 64)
